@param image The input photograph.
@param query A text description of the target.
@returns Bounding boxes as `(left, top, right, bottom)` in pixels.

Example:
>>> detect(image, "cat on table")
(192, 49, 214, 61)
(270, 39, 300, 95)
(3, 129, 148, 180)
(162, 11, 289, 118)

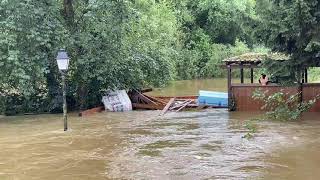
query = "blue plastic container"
(197, 90, 228, 107)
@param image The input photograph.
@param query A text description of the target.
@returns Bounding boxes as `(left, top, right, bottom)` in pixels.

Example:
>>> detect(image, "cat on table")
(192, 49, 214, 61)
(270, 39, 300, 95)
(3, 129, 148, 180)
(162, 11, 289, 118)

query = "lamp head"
(56, 49, 70, 72)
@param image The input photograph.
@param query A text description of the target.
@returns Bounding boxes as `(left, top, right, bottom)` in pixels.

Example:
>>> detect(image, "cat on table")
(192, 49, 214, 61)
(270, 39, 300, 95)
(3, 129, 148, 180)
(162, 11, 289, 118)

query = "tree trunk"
(63, 0, 74, 27)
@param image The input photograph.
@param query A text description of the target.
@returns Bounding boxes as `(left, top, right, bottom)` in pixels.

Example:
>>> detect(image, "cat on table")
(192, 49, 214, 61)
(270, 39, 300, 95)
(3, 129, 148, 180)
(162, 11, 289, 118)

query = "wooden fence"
(231, 83, 320, 112)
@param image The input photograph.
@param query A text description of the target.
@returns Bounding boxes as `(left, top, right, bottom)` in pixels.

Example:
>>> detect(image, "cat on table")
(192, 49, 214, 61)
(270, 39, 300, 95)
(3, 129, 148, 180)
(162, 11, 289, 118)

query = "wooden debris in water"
(160, 98, 176, 116)
(138, 92, 158, 105)
(132, 103, 164, 110)
(128, 89, 220, 112)
(79, 89, 223, 117)
(79, 106, 104, 116)
(169, 100, 189, 110)
(176, 100, 193, 112)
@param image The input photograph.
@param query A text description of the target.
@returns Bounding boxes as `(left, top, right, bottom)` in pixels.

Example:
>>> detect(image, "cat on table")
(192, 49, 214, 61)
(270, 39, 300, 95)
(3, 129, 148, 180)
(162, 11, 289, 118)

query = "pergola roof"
(223, 52, 290, 64)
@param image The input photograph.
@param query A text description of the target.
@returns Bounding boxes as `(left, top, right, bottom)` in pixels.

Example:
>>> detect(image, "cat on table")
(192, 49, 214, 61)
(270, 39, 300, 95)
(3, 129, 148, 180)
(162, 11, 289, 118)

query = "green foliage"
(0, 0, 272, 115)
(243, 89, 319, 139)
(256, 0, 320, 83)
(203, 43, 230, 78)
(195, 0, 257, 44)
(252, 45, 270, 54)
(261, 59, 301, 85)
(0, 95, 4, 115)
(242, 120, 258, 139)
(122, 1, 179, 87)
(308, 67, 320, 82)
(176, 48, 200, 79)
(0, 0, 66, 114)
(253, 89, 319, 121)
(176, 36, 254, 80)
(173, 0, 260, 79)
(0, 0, 183, 114)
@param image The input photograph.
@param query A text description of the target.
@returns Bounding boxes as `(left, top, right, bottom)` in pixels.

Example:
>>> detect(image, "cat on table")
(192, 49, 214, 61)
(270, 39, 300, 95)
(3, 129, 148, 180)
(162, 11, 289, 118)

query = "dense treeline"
(0, 0, 319, 115)
(256, 0, 320, 84)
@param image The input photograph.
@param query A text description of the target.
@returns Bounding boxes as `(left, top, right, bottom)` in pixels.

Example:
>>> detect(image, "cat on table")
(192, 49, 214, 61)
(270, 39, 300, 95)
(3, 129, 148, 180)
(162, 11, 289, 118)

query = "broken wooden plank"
(157, 96, 198, 101)
(186, 104, 199, 108)
(144, 94, 167, 105)
(160, 98, 176, 116)
(132, 103, 164, 110)
(79, 106, 104, 116)
(169, 100, 189, 110)
(141, 88, 153, 93)
(176, 100, 193, 112)
(136, 92, 158, 105)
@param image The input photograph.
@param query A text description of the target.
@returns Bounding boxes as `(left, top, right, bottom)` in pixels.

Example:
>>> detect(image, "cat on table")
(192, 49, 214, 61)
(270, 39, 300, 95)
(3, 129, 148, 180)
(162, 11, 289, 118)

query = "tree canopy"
(256, 0, 320, 84)
(0, 0, 319, 115)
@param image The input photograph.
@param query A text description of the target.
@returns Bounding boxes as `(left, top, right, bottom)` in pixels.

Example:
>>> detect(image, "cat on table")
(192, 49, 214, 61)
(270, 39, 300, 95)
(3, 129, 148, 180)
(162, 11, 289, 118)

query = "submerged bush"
(0, 95, 4, 115)
(253, 89, 319, 121)
(243, 89, 319, 139)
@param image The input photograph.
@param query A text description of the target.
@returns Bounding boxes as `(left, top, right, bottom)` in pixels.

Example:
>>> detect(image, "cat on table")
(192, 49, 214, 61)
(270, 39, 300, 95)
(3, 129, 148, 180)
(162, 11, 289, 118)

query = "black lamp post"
(56, 49, 70, 131)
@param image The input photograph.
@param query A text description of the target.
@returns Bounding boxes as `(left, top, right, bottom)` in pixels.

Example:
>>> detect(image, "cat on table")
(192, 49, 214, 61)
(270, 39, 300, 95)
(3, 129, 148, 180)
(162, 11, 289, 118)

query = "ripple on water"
(1, 110, 320, 179)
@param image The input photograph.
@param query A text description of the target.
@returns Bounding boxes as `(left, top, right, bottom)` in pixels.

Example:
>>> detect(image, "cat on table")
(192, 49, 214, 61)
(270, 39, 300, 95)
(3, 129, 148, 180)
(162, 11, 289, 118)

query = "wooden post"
(227, 65, 232, 111)
(250, 67, 254, 84)
(298, 68, 303, 103)
(299, 83, 303, 103)
(240, 64, 244, 84)
(305, 68, 308, 83)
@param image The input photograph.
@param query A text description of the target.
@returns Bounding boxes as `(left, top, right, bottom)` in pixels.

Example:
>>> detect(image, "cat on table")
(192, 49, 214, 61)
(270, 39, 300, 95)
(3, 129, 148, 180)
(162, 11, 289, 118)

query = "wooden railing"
(231, 83, 320, 112)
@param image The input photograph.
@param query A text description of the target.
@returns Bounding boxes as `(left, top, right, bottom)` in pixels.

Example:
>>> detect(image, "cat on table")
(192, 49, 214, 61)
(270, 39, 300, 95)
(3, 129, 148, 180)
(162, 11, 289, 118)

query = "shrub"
(253, 89, 319, 121)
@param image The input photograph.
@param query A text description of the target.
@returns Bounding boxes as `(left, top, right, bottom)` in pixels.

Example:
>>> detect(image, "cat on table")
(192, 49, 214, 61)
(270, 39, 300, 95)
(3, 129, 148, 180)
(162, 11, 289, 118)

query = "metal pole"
(62, 72, 68, 131)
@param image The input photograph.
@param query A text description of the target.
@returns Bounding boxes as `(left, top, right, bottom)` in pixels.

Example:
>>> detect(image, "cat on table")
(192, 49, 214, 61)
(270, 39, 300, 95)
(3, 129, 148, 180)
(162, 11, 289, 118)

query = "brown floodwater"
(0, 79, 319, 179)
(146, 78, 247, 96)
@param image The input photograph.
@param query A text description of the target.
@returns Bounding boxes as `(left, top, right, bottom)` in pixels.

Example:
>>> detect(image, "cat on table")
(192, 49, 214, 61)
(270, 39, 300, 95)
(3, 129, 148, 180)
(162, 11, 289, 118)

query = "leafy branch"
(243, 89, 320, 139)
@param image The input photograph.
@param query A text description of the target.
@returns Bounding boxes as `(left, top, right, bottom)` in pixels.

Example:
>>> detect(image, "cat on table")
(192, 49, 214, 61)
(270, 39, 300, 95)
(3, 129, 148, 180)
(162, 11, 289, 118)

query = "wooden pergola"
(223, 53, 292, 84)
(223, 53, 293, 109)
(223, 52, 320, 111)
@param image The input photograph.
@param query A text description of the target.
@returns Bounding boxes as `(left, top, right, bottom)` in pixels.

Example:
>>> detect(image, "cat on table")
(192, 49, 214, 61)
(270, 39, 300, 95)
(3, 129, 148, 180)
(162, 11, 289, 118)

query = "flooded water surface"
(0, 79, 320, 179)
(147, 79, 228, 96)
(147, 78, 248, 96)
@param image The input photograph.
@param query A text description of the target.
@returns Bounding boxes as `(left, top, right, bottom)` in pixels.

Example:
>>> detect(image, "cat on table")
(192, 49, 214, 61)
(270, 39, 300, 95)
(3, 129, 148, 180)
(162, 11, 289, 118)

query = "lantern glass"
(56, 49, 70, 71)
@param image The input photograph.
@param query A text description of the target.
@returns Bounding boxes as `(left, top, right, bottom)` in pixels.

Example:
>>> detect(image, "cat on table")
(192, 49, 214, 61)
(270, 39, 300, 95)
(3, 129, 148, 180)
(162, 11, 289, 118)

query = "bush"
(253, 89, 319, 121)
(309, 68, 320, 82)
(176, 49, 200, 80)
(0, 95, 5, 115)
(176, 36, 256, 79)
(243, 89, 319, 139)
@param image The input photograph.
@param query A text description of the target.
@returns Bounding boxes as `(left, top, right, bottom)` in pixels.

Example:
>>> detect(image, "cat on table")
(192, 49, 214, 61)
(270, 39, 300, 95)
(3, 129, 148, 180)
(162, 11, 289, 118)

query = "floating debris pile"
(80, 89, 227, 116)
